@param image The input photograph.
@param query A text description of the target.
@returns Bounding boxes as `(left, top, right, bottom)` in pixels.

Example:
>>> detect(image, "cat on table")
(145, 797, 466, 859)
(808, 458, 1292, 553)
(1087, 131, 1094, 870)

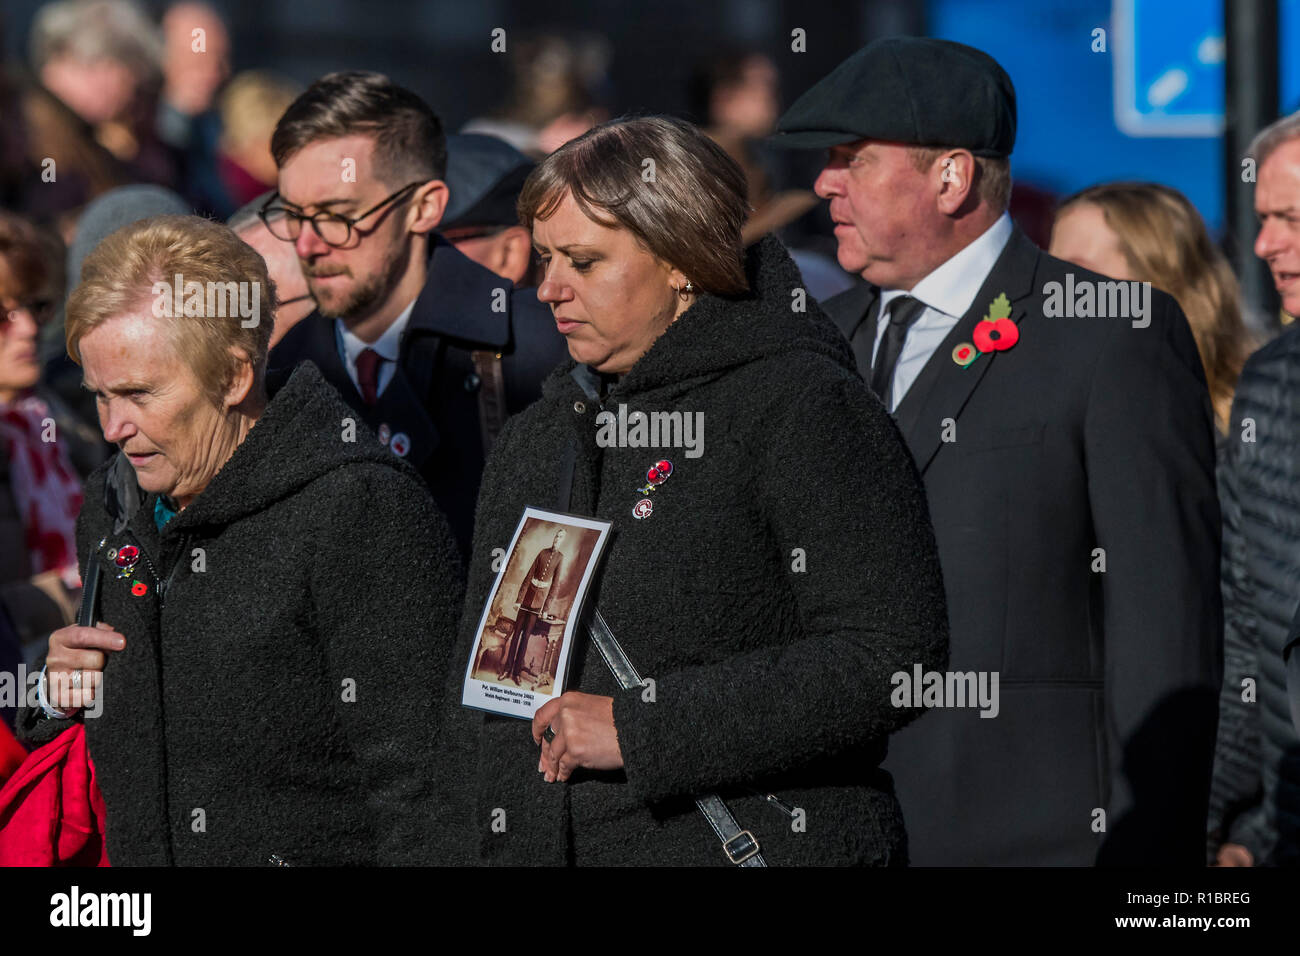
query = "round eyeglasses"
(259, 182, 424, 248)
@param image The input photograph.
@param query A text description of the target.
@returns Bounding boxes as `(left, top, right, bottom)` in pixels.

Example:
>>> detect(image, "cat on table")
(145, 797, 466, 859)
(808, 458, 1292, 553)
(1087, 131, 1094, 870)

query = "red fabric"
(0, 722, 27, 783)
(0, 392, 83, 587)
(0, 724, 109, 866)
(217, 152, 274, 207)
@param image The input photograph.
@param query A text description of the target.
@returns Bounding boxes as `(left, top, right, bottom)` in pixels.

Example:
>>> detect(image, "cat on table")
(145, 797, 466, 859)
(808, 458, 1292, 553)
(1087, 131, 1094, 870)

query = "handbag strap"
(77, 538, 105, 628)
(584, 607, 766, 867)
(471, 350, 508, 456)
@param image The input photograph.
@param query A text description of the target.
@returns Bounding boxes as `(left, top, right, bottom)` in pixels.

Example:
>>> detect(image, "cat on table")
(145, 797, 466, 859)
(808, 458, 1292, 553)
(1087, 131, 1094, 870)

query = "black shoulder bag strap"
(556, 439, 766, 867)
(77, 541, 104, 628)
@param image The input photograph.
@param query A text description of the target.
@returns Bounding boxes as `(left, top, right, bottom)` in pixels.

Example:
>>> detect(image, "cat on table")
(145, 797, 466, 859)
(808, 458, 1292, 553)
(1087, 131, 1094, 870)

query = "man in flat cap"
(774, 37, 1221, 865)
(440, 133, 537, 287)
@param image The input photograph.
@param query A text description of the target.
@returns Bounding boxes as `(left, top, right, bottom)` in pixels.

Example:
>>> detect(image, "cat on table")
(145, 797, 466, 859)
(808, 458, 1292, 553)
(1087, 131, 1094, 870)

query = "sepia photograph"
(461, 507, 610, 718)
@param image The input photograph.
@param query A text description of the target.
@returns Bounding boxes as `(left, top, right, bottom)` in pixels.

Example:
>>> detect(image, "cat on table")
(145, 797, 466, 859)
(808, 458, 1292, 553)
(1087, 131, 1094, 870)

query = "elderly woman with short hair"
(16, 214, 463, 865)
(437, 117, 948, 866)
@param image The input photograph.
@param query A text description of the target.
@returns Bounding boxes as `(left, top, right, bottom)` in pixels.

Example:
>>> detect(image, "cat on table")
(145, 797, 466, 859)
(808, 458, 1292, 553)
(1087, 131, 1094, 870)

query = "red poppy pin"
(131, 581, 148, 597)
(955, 293, 1018, 367)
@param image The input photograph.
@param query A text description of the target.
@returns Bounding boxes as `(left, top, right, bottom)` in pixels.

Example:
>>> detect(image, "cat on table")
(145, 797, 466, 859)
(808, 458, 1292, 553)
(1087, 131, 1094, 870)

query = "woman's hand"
(532, 692, 623, 782)
(45, 622, 124, 712)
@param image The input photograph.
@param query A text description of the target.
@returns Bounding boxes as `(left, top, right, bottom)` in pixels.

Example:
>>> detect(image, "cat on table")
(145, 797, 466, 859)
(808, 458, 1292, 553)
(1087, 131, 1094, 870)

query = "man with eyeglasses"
(228, 193, 317, 348)
(267, 72, 566, 556)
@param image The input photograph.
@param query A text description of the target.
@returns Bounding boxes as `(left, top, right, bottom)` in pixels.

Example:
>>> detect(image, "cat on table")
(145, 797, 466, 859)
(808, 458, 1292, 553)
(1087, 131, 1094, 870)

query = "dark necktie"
(356, 347, 382, 406)
(869, 295, 926, 404)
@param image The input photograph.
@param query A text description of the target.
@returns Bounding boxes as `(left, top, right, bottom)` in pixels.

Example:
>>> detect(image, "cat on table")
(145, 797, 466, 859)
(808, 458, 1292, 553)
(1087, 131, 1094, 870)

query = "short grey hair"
(30, 0, 162, 75)
(1248, 110, 1300, 169)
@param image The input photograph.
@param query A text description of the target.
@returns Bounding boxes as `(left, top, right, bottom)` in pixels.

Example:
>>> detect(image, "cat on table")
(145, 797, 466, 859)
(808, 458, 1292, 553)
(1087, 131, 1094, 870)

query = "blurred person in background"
(16, 214, 463, 865)
(0, 66, 128, 238)
(691, 50, 781, 143)
(461, 34, 611, 157)
(29, 0, 179, 200)
(267, 71, 568, 556)
(158, 2, 230, 124)
(691, 50, 852, 301)
(1208, 111, 1300, 868)
(440, 133, 537, 287)
(0, 212, 105, 724)
(156, 1, 233, 217)
(1050, 182, 1250, 440)
(215, 72, 301, 211)
(229, 192, 315, 347)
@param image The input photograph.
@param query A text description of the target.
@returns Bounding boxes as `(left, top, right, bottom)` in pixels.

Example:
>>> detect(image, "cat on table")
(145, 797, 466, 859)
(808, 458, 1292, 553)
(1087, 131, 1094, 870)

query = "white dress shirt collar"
(879, 212, 1014, 318)
(335, 297, 418, 398)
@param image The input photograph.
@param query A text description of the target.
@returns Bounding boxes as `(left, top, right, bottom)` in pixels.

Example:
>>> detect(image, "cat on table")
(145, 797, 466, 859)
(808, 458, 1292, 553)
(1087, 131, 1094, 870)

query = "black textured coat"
(1210, 327, 1300, 865)
(270, 235, 570, 556)
(434, 236, 949, 866)
(18, 362, 464, 866)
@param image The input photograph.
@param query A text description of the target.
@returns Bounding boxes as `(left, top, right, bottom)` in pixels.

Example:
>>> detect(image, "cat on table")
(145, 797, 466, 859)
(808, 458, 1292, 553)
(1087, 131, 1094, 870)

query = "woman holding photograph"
(436, 116, 948, 866)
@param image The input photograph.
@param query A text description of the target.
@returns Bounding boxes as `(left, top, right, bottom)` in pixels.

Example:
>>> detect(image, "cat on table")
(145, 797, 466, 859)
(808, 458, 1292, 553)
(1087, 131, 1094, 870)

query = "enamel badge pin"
(114, 544, 140, 579)
(955, 293, 1018, 367)
(633, 459, 673, 518)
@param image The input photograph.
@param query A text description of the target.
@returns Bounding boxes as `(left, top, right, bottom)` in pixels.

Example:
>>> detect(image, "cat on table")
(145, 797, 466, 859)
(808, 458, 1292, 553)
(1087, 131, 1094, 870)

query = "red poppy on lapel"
(971, 292, 1018, 354)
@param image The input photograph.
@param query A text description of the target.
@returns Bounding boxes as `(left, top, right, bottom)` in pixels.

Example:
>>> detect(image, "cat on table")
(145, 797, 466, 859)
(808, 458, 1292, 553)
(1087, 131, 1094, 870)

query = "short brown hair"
(1055, 182, 1252, 433)
(66, 215, 275, 404)
(517, 116, 750, 296)
(0, 212, 62, 303)
(909, 146, 1012, 213)
(271, 71, 445, 186)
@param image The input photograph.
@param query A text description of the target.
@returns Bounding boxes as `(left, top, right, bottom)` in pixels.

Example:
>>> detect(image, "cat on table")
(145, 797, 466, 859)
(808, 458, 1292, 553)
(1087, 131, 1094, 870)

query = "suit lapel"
(370, 363, 440, 469)
(893, 228, 1042, 475)
(825, 282, 879, 344)
(287, 314, 359, 404)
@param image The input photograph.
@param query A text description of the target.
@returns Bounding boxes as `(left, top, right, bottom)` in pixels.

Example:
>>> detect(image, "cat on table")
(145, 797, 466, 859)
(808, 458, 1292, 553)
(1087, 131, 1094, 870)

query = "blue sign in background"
(1114, 0, 1223, 135)
(929, 0, 1300, 231)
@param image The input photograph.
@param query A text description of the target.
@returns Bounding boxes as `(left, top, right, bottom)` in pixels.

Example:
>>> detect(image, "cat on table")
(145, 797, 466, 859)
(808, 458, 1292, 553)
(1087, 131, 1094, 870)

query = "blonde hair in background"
(219, 71, 303, 155)
(1056, 182, 1251, 434)
(66, 215, 275, 405)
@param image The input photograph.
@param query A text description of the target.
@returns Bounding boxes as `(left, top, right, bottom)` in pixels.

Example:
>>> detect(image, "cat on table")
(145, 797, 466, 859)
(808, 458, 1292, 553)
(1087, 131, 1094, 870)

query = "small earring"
(685, 280, 694, 293)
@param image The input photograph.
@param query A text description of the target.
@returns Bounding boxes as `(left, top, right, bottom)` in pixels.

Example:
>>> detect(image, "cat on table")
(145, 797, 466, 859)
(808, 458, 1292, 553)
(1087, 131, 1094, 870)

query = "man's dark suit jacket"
(271, 235, 569, 556)
(824, 227, 1222, 865)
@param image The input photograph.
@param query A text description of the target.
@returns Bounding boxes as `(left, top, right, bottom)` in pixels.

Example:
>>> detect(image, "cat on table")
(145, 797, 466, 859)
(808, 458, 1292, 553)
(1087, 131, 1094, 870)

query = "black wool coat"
(18, 362, 464, 866)
(434, 235, 949, 866)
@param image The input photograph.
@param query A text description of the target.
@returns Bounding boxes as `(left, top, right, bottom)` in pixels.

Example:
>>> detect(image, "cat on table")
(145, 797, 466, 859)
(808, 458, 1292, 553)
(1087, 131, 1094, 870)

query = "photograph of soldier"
(470, 516, 602, 692)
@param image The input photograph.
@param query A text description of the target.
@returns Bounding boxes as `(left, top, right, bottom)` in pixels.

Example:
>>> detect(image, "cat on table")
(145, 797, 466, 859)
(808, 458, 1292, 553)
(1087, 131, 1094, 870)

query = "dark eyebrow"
(533, 243, 599, 255)
(279, 196, 355, 213)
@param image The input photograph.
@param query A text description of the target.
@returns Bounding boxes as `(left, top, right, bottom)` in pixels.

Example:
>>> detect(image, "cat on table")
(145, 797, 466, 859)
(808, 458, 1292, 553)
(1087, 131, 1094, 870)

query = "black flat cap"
(441, 133, 537, 232)
(772, 37, 1016, 157)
